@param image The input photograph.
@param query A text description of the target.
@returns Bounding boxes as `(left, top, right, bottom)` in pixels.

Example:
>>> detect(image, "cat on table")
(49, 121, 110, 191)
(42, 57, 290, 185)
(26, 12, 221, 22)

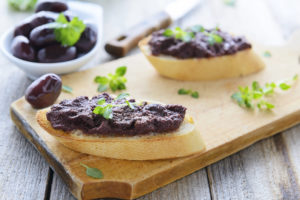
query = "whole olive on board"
(29, 25, 57, 47)
(25, 73, 62, 109)
(37, 44, 77, 63)
(75, 25, 97, 53)
(35, 1, 68, 13)
(11, 36, 36, 62)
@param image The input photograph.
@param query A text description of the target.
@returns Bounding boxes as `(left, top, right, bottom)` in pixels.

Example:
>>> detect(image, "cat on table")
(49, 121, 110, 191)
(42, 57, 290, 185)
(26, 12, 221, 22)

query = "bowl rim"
(0, 2, 103, 69)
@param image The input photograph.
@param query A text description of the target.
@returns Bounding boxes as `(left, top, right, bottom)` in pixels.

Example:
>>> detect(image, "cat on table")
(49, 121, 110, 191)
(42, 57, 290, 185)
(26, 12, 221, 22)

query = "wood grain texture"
(10, 33, 300, 199)
(1, 0, 300, 199)
(0, 64, 50, 199)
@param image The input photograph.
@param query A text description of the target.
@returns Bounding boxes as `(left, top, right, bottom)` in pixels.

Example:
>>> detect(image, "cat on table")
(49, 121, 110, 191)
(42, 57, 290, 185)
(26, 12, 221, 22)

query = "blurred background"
(2, 0, 300, 66)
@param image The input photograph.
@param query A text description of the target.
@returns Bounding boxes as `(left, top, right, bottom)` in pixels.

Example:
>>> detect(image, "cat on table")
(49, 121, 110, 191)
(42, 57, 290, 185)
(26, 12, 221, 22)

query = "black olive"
(13, 23, 32, 38)
(11, 36, 36, 62)
(25, 73, 62, 109)
(13, 12, 57, 37)
(35, 1, 68, 13)
(29, 25, 57, 47)
(37, 44, 77, 63)
(30, 11, 57, 28)
(75, 25, 97, 53)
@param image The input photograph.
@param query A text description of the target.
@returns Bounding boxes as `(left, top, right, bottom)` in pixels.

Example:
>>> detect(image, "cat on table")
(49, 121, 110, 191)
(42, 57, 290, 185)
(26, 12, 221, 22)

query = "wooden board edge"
(10, 107, 84, 200)
(10, 101, 300, 200)
(129, 108, 300, 199)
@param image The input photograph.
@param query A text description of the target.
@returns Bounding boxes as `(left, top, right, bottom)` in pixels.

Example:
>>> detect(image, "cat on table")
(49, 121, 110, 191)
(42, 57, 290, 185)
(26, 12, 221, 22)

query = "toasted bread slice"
(139, 36, 265, 81)
(37, 109, 205, 160)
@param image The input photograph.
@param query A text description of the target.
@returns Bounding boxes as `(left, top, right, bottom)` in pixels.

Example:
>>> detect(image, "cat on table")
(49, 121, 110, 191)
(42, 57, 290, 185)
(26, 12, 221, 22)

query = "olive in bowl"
(35, 1, 68, 13)
(11, 36, 36, 62)
(0, 1, 102, 79)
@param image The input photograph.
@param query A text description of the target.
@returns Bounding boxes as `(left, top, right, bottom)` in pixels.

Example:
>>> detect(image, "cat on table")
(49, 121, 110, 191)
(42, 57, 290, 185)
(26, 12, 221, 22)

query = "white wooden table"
(0, 0, 300, 199)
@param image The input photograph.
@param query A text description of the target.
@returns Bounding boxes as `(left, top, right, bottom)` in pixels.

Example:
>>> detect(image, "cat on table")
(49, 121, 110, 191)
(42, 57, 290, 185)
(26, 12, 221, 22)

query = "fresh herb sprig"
(94, 66, 127, 92)
(163, 26, 223, 45)
(163, 27, 195, 42)
(54, 14, 86, 46)
(231, 75, 298, 110)
(93, 93, 141, 119)
(178, 88, 199, 99)
(8, 0, 37, 11)
(80, 163, 103, 179)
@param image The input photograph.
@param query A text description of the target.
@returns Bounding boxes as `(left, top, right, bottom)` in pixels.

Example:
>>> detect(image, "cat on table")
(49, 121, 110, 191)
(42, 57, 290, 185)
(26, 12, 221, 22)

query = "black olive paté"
(46, 93, 186, 136)
(149, 28, 251, 59)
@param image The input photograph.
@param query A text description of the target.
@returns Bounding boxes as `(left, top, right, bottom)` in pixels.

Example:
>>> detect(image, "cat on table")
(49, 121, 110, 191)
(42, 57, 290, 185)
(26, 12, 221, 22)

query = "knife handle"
(105, 11, 172, 57)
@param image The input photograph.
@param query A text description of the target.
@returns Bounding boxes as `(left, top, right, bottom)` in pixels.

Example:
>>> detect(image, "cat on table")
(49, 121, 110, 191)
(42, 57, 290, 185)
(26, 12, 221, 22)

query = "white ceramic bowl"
(0, 1, 103, 80)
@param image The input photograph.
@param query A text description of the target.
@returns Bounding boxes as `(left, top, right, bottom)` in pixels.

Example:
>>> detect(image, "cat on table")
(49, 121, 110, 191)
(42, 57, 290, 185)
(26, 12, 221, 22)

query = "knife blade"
(105, 0, 202, 57)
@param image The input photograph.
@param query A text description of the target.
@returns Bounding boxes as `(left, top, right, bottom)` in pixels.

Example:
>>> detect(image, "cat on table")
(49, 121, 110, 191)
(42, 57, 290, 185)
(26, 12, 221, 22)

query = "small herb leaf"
(190, 25, 205, 33)
(103, 107, 113, 119)
(224, 0, 236, 7)
(97, 84, 108, 92)
(178, 88, 199, 99)
(116, 93, 130, 100)
(264, 51, 271, 57)
(191, 91, 199, 99)
(62, 85, 72, 93)
(178, 88, 189, 95)
(80, 163, 103, 179)
(126, 100, 135, 109)
(163, 29, 174, 37)
(95, 66, 127, 92)
(232, 75, 298, 110)
(115, 66, 127, 76)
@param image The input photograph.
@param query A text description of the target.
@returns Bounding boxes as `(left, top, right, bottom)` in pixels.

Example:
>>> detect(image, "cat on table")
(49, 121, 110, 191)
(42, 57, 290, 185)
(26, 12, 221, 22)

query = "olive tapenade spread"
(149, 28, 251, 59)
(46, 93, 186, 136)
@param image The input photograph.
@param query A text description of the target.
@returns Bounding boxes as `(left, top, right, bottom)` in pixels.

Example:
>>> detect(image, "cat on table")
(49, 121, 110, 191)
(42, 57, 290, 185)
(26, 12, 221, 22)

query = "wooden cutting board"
(10, 32, 300, 200)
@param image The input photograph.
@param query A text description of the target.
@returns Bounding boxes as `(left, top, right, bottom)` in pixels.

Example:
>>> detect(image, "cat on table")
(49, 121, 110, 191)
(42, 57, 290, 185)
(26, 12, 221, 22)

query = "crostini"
(139, 26, 265, 81)
(37, 93, 205, 160)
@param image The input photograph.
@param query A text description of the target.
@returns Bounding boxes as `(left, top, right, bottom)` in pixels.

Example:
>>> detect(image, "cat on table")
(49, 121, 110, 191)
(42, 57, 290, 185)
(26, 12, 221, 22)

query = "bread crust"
(36, 109, 205, 160)
(139, 36, 265, 81)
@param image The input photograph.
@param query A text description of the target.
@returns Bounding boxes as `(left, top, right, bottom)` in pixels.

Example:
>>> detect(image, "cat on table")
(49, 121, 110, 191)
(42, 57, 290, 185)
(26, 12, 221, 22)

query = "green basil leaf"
(116, 93, 130, 100)
(93, 106, 104, 115)
(191, 91, 199, 98)
(231, 92, 244, 106)
(126, 100, 135, 109)
(54, 14, 86, 46)
(252, 81, 261, 91)
(178, 88, 189, 95)
(279, 82, 291, 90)
(103, 107, 113, 119)
(94, 76, 109, 84)
(115, 66, 127, 76)
(97, 98, 106, 105)
(163, 29, 174, 37)
(80, 163, 103, 179)
(97, 84, 108, 92)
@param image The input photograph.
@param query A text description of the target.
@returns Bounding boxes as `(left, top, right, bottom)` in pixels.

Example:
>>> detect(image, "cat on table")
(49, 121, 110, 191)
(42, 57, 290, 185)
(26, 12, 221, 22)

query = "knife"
(104, 0, 202, 57)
